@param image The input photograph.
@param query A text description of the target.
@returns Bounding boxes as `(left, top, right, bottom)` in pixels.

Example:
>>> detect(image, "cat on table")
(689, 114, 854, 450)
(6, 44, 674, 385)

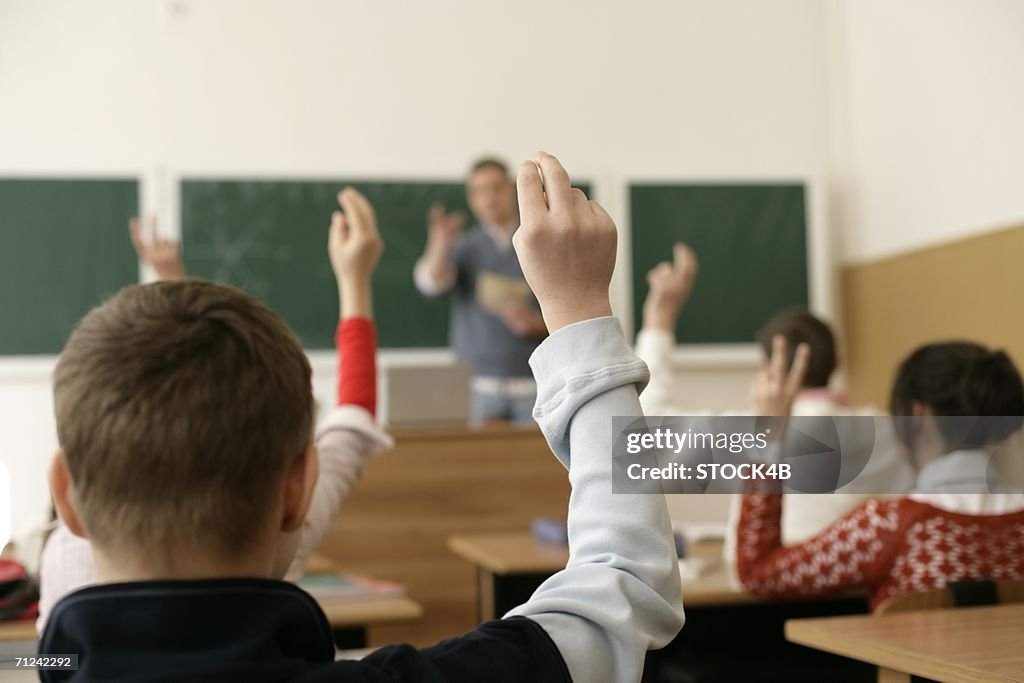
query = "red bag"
(0, 558, 38, 621)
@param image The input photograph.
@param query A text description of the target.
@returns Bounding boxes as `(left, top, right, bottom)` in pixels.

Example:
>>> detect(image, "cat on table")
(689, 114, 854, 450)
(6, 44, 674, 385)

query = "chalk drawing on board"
(184, 214, 290, 298)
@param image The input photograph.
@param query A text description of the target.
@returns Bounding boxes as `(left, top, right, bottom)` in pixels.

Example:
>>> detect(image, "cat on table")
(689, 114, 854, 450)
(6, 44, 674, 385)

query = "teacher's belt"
(472, 376, 538, 398)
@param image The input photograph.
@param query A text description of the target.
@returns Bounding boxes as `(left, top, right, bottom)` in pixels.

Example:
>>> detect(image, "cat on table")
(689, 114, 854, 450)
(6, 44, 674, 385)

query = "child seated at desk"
(38, 154, 683, 682)
(35, 195, 393, 631)
(636, 245, 914, 561)
(736, 338, 1024, 610)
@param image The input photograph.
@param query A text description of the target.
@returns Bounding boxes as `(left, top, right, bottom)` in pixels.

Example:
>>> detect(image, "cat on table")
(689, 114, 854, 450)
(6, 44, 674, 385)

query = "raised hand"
(329, 187, 384, 319)
(751, 335, 811, 417)
(512, 152, 616, 333)
(643, 242, 698, 332)
(129, 216, 184, 280)
(426, 203, 465, 254)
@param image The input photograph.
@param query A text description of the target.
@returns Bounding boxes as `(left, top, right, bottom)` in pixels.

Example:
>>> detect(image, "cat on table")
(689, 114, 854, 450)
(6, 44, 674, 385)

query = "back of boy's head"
(890, 341, 1024, 449)
(755, 309, 836, 388)
(53, 280, 313, 556)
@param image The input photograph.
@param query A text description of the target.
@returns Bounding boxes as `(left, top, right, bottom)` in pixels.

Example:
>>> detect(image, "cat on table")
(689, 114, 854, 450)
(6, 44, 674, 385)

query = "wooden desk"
(320, 595, 424, 648)
(447, 532, 763, 620)
(304, 552, 424, 648)
(786, 604, 1024, 682)
(449, 532, 875, 681)
(0, 618, 36, 642)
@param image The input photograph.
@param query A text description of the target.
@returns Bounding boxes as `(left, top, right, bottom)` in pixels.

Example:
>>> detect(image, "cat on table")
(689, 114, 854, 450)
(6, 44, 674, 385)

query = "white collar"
(913, 449, 998, 493)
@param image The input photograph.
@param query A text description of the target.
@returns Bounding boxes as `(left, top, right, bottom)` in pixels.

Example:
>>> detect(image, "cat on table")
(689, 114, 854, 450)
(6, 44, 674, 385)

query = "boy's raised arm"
(330, 188, 385, 413)
(505, 153, 684, 683)
(281, 188, 393, 579)
(129, 215, 185, 281)
(635, 243, 698, 416)
(413, 203, 464, 296)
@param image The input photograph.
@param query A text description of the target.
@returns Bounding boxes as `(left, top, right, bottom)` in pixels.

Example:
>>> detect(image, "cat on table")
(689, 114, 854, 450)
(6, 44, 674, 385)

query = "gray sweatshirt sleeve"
(506, 316, 685, 683)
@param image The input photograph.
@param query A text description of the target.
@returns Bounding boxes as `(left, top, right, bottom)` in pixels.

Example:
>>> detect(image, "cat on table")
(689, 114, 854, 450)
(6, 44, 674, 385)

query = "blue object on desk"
(532, 518, 687, 558)
(674, 532, 687, 559)
(531, 517, 568, 545)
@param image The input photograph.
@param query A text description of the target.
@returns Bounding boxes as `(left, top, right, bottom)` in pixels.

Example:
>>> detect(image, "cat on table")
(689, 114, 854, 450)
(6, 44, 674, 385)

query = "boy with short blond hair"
(37, 191, 391, 629)
(41, 154, 683, 682)
(54, 278, 315, 561)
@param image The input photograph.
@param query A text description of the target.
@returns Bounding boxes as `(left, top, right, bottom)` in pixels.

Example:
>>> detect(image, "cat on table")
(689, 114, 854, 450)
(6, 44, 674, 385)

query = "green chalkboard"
(181, 180, 470, 349)
(181, 179, 594, 350)
(0, 178, 139, 355)
(630, 183, 808, 344)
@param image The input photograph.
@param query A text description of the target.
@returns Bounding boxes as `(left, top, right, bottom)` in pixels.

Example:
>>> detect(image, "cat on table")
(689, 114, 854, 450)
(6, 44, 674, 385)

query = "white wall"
(830, 0, 1024, 263)
(0, 0, 835, 559)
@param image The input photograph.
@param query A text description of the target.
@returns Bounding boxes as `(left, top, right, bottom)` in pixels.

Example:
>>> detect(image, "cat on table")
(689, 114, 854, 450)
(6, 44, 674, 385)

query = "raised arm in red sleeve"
(337, 317, 377, 415)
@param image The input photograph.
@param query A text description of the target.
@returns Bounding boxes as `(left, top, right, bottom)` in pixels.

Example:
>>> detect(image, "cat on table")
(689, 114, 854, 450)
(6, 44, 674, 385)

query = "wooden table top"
(304, 552, 424, 628)
(786, 603, 1024, 682)
(0, 617, 37, 642)
(319, 595, 424, 627)
(446, 532, 768, 607)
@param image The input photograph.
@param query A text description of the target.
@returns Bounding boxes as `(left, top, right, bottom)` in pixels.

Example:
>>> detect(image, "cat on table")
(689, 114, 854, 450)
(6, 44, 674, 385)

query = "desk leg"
(877, 668, 911, 683)
(333, 626, 368, 650)
(477, 568, 496, 622)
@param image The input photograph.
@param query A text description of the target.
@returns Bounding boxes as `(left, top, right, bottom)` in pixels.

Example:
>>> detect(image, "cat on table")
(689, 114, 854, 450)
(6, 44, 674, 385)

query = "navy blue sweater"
(38, 579, 570, 683)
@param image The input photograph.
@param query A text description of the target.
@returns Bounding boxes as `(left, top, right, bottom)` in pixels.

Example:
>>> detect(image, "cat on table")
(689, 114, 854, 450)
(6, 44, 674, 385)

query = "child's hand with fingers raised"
(643, 242, 698, 332)
(130, 216, 184, 281)
(426, 202, 465, 255)
(752, 335, 811, 417)
(512, 152, 617, 333)
(329, 187, 384, 319)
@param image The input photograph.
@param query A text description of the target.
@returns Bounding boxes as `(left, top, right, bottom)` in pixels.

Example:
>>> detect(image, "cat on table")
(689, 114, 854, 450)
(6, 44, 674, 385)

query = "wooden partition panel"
(316, 425, 570, 647)
(843, 223, 1024, 488)
(843, 223, 1024, 408)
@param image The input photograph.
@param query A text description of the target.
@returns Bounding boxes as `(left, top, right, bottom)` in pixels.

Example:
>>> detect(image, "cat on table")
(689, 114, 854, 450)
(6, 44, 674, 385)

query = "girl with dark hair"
(736, 339, 1024, 610)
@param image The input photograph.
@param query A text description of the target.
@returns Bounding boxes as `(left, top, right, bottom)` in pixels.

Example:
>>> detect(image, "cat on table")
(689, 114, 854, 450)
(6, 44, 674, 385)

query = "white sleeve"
(507, 317, 684, 683)
(634, 328, 683, 416)
(36, 524, 98, 634)
(413, 257, 456, 297)
(282, 405, 394, 581)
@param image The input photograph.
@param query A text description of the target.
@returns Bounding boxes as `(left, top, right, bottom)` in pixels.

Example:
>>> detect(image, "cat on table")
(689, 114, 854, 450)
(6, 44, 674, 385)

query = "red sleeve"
(337, 317, 377, 415)
(735, 494, 903, 599)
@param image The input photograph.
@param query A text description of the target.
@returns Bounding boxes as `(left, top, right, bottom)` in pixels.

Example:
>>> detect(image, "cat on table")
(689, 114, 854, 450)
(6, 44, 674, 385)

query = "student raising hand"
(506, 153, 683, 683)
(419, 203, 465, 286)
(643, 242, 698, 332)
(426, 202, 465, 254)
(512, 152, 616, 332)
(329, 187, 384, 320)
(752, 334, 811, 417)
(129, 216, 184, 281)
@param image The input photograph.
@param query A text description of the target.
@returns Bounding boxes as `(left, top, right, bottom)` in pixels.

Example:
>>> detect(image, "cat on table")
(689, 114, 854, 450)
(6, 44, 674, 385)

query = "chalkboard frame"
(622, 174, 833, 368)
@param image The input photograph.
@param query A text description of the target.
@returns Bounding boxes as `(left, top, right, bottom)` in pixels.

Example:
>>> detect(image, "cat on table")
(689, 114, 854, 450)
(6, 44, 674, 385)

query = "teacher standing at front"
(414, 158, 547, 425)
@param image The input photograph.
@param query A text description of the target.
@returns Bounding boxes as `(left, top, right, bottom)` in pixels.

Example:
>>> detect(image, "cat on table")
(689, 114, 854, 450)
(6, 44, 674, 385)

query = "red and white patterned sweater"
(736, 494, 1024, 610)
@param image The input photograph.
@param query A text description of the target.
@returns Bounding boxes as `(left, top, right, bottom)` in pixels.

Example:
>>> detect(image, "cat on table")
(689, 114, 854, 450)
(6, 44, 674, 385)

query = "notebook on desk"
(299, 573, 405, 603)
